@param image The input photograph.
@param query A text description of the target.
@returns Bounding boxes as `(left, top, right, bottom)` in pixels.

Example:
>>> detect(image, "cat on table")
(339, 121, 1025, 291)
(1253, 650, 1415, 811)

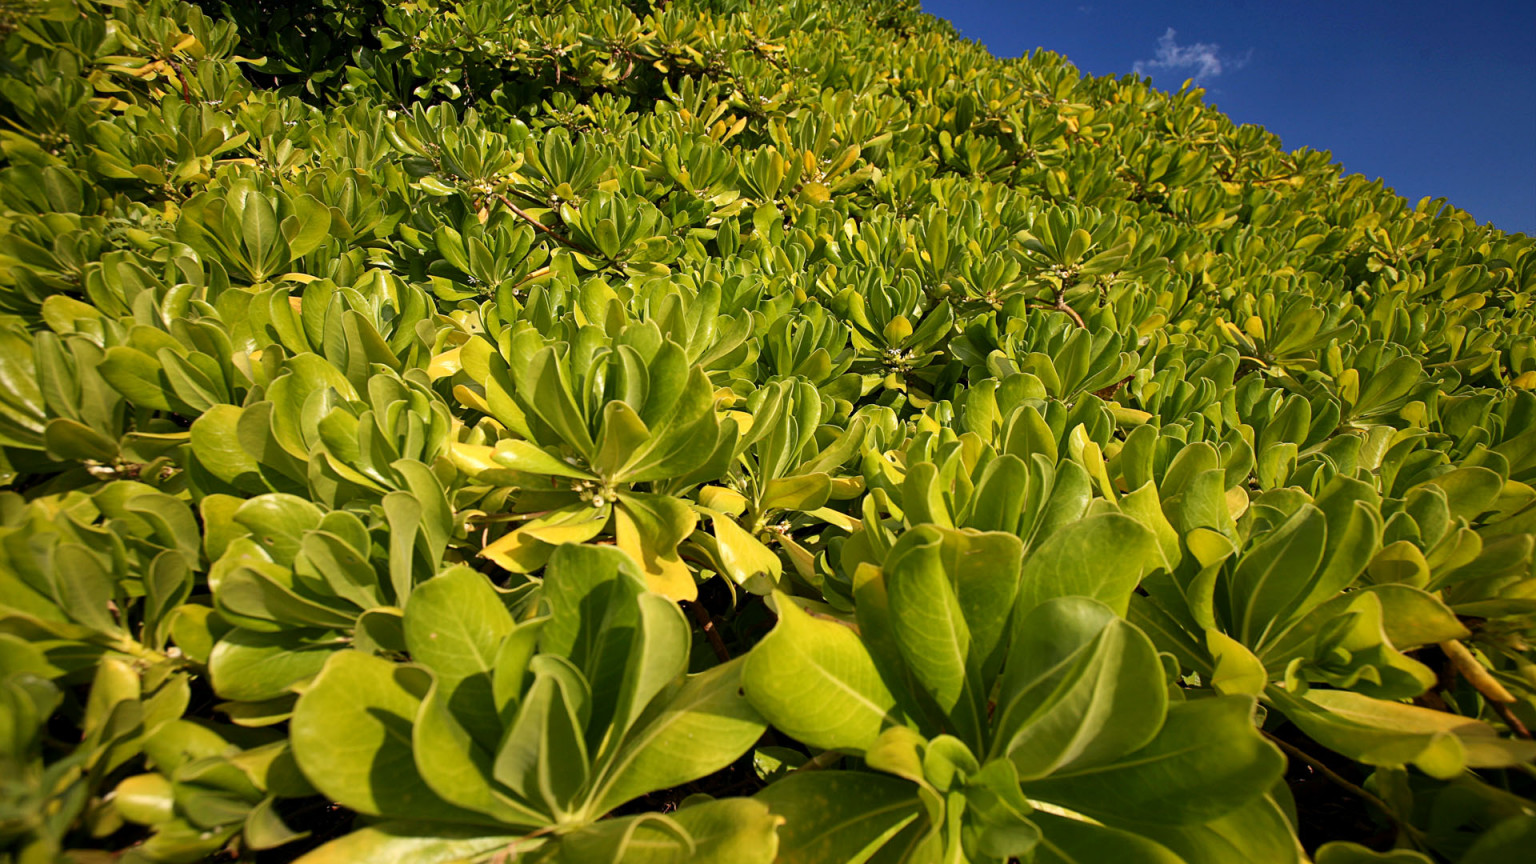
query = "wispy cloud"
(1132, 28, 1249, 84)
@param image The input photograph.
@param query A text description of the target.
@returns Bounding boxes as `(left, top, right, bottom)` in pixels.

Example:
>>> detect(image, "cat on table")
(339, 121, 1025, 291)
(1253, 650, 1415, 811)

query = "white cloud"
(1132, 28, 1247, 84)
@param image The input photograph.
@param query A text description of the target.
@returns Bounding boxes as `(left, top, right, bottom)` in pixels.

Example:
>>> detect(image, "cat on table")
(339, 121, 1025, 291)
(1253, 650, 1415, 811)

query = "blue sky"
(921, 1, 1536, 234)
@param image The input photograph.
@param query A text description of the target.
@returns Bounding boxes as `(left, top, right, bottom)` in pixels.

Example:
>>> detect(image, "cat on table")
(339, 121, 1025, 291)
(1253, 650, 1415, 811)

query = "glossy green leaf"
(290, 651, 487, 824)
(590, 657, 765, 814)
(1017, 513, 1161, 618)
(1021, 696, 1283, 826)
(1031, 812, 1185, 864)
(209, 629, 334, 703)
(993, 597, 1167, 778)
(546, 797, 781, 864)
(755, 770, 929, 864)
(742, 593, 898, 753)
(290, 824, 520, 864)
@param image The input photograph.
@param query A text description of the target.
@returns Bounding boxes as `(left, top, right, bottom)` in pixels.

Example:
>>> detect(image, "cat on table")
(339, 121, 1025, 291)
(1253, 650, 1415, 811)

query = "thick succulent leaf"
(605, 592, 692, 747)
(538, 543, 647, 732)
(1017, 513, 1161, 618)
(412, 672, 548, 829)
(491, 654, 591, 813)
(882, 526, 977, 733)
(755, 770, 931, 864)
(615, 492, 699, 601)
(290, 824, 521, 864)
(1232, 504, 1328, 648)
(290, 651, 491, 825)
(696, 507, 782, 594)
(1134, 793, 1306, 864)
(545, 797, 781, 864)
(742, 593, 898, 753)
(208, 629, 334, 703)
(403, 566, 515, 749)
(590, 657, 765, 814)
(1031, 812, 1186, 864)
(1266, 687, 1536, 779)
(993, 597, 1167, 778)
(1314, 843, 1436, 864)
(1020, 696, 1284, 826)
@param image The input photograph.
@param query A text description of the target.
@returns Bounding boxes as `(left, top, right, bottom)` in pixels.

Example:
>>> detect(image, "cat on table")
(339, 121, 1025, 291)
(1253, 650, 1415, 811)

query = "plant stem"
(1263, 731, 1428, 847)
(1440, 639, 1533, 739)
(1493, 702, 1535, 740)
(1027, 297, 1086, 328)
(492, 193, 598, 258)
(686, 600, 731, 663)
(509, 266, 553, 292)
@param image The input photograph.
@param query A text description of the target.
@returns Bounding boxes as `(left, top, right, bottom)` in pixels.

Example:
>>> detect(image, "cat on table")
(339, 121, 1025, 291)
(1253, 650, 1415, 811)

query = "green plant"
(1, 0, 1533, 862)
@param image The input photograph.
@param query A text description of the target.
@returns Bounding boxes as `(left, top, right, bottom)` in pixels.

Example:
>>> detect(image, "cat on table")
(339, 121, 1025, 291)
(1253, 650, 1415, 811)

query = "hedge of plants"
(2, 0, 1534, 861)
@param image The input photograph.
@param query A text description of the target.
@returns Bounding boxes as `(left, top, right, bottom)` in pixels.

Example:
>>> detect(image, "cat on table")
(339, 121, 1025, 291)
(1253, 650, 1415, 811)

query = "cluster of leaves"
(2, 0, 1535, 862)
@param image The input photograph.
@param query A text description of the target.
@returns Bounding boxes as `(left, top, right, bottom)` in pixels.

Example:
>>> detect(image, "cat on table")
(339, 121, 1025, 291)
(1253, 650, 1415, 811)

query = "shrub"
(1, 1, 1533, 862)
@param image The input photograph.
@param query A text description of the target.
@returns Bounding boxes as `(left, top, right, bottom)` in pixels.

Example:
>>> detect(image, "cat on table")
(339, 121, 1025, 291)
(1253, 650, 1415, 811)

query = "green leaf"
(591, 657, 765, 814)
(1231, 505, 1327, 647)
(234, 494, 323, 566)
(607, 592, 692, 744)
(1020, 695, 1283, 826)
(593, 400, 652, 480)
(191, 405, 264, 491)
(741, 593, 898, 753)
(491, 438, 596, 480)
(547, 797, 781, 864)
(482, 503, 610, 574)
(168, 605, 233, 666)
(215, 562, 357, 632)
(100, 346, 173, 412)
(245, 795, 309, 850)
(1136, 792, 1306, 864)
(754, 771, 929, 864)
(114, 773, 177, 825)
(993, 597, 1167, 779)
(242, 191, 280, 278)
(209, 629, 334, 703)
(883, 526, 974, 723)
(1461, 815, 1536, 864)
(403, 567, 515, 683)
(504, 654, 591, 813)
(285, 194, 333, 260)
(290, 823, 519, 864)
(296, 531, 381, 612)
(615, 492, 698, 601)
(762, 473, 833, 512)
(290, 651, 488, 824)
(1361, 584, 1469, 650)
(518, 344, 596, 458)
(621, 362, 719, 484)
(1315, 841, 1436, 864)
(383, 491, 423, 604)
(1267, 687, 1536, 779)
(43, 417, 118, 462)
(698, 508, 782, 594)
(412, 670, 548, 829)
(1031, 812, 1185, 864)
(404, 566, 515, 748)
(538, 542, 647, 730)
(1417, 467, 1503, 523)
(1017, 513, 1161, 618)
(1206, 629, 1269, 696)
(1366, 540, 1431, 587)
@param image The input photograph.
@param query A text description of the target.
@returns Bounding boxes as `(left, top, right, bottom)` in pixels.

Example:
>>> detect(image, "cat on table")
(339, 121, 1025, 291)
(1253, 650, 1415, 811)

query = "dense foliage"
(2, 0, 1534, 861)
